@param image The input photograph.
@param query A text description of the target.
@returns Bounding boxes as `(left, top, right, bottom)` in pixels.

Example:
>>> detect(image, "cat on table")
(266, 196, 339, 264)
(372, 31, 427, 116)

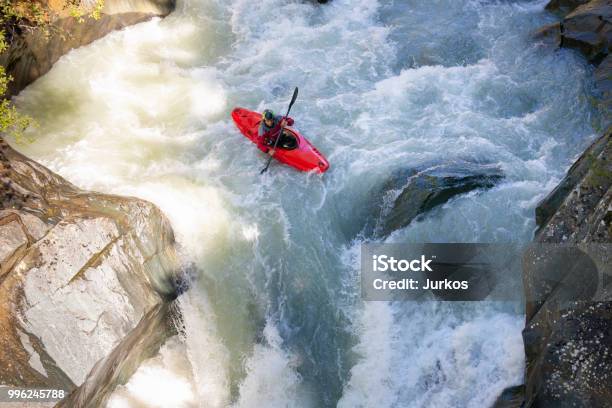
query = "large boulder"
(538, 0, 612, 63)
(0, 137, 181, 405)
(372, 161, 503, 237)
(560, 0, 612, 63)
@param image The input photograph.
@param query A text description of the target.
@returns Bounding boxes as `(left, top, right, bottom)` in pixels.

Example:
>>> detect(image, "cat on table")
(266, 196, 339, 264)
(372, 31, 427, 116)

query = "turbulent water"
(13, 0, 601, 407)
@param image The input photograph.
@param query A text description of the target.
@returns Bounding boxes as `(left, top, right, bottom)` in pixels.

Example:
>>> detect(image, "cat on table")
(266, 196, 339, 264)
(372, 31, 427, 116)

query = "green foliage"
(0, 68, 33, 143)
(0, 0, 48, 35)
(67, 4, 85, 23)
(66, 0, 105, 21)
(0, 29, 33, 143)
(0, 30, 6, 52)
(91, 0, 104, 20)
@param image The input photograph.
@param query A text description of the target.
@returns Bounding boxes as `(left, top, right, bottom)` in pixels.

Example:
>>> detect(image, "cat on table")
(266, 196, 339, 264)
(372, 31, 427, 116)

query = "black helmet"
(262, 109, 275, 121)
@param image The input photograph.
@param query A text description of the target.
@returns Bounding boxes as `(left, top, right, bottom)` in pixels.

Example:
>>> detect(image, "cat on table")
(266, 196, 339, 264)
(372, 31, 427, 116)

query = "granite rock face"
(0, 138, 180, 404)
(0, 0, 181, 405)
(535, 128, 611, 243)
(519, 128, 611, 407)
(509, 3, 612, 406)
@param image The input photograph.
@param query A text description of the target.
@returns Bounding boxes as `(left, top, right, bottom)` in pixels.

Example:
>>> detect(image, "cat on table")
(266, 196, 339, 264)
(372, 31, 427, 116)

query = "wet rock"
(559, 0, 612, 63)
(0, 0, 176, 97)
(546, 0, 591, 15)
(535, 127, 611, 242)
(520, 127, 612, 407)
(522, 289, 612, 407)
(373, 161, 504, 237)
(510, 4, 612, 407)
(594, 54, 612, 118)
(0, 139, 180, 405)
(57, 302, 180, 408)
(539, 1, 612, 124)
(492, 384, 525, 408)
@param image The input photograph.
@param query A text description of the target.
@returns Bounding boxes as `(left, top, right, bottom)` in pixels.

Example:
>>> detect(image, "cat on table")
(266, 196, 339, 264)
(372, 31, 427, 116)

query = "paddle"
(260, 87, 299, 174)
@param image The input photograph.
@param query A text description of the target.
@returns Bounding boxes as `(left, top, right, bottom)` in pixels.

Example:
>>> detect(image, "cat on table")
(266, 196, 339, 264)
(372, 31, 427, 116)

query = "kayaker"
(258, 109, 294, 155)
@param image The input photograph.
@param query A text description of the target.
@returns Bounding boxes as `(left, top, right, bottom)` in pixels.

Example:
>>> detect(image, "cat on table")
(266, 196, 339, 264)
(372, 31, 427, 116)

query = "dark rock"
(546, 0, 591, 15)
(517, 4, 612, 408)
(521, 127, 612, 408)
(492, 384, 526, 408)
(535, 127, 611, 242)
(559, 0, 612, 63)
(539, 1, 612, 123)
(522, 295, 612, 407)
(594, 54, 612, 120)
(373, 161, 503, 237)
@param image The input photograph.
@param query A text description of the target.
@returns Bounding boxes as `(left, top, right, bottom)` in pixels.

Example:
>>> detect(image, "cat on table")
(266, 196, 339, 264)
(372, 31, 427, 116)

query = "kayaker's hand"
(280, 119, 287, 128)
(268, 149, 275, 156)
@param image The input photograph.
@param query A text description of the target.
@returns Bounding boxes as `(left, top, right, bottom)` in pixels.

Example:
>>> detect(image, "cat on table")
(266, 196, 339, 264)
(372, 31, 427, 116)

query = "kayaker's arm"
(257, 121, 274, 151)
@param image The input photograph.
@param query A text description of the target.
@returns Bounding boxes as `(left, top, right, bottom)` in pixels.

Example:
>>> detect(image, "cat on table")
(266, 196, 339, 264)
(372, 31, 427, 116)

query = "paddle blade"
(288, 87, 299, 112)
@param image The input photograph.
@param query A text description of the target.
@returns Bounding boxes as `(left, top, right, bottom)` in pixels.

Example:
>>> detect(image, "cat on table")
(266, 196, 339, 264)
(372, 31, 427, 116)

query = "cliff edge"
(0, 136, 182, 406)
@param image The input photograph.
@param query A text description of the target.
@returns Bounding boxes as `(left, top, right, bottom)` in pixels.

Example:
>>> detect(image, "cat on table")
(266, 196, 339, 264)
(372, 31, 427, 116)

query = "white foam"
(337, 302, 395, 408)
(339, 302, 524, 408)
(107, 337, 196, 408)
(178, 291, 231, 408)
(233, 322, 312, 408)
(13, 0, 599, 406)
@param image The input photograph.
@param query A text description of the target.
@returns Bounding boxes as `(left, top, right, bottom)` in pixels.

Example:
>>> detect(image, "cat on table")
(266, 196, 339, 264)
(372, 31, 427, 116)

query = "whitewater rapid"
(13, 0, 601, 407)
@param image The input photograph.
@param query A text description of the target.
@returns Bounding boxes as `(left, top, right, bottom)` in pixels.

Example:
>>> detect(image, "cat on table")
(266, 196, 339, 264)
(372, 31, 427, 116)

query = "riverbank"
(496, 0, 611, 406)
(1, 0, 182, 406)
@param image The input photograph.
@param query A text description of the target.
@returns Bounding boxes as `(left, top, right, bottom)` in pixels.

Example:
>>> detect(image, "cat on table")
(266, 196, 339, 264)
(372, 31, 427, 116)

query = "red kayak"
(231, 108, 329, 173)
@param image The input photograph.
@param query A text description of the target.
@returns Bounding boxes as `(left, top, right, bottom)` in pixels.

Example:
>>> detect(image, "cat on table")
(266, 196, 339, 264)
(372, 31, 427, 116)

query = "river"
(13, 0, 601, 407)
